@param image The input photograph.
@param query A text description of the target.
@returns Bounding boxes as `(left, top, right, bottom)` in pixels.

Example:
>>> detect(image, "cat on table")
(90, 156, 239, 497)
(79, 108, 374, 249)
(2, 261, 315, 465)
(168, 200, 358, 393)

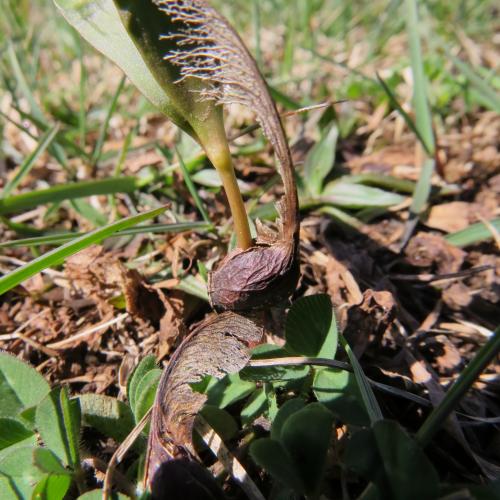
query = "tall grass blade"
(6, 42, 43, 121)
(446, 218, 500, 247)
(340, 336, 383, 424)
(174, 147, 211, 224)
(376, 74, 432, 156)
(450, 55, 500, 113)
(0, 177, 141, 215)
(6, 43, 69, 169)
(410, 157, 435, 215)
(91, 75, 126, 167)
(0, 206, 167, 295)
(76, 35, 87, 148)
(2, 124, 60, 197)
(417, 327, 500, 447)
(0, 222, 212, 249)
(405, 0, 435, 156)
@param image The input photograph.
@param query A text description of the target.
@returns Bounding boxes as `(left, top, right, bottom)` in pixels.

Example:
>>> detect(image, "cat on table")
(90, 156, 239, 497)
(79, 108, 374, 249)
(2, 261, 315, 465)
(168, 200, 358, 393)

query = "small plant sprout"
(155, 0, 300, 311)
(56, 0, 253, 249)
(56, 0, 300, 311)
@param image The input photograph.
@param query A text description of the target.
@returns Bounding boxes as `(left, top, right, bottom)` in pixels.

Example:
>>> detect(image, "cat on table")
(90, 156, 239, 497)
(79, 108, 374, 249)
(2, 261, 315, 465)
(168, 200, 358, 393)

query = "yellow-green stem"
(198, 128, 253, 250)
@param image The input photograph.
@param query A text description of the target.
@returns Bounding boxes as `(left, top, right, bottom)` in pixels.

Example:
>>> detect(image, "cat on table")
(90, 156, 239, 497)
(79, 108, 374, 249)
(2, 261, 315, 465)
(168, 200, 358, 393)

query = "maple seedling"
(55, 0, 300, 312)
(55, 0, 253, 250)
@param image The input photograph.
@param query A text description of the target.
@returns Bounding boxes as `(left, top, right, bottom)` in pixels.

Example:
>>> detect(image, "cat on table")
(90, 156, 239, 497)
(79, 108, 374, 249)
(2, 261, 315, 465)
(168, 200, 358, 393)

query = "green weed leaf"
(201, 373, 256, 410)
(270, 398, 306, 442)
(33, 449, 70, 476)
(322, 181, 406, 209)
(127, 355, 157, 411)
(0, 352, 50, 417)
(279, 403, 334, 496)
(345, 420, 439, 500)
(32, 474, 72, 500)
(0, 418, 34, 450)
(35, 387, 81, 468)
(240, 387, 268, 426)
(285, 294, 338, 358)
(0, 475, 18, 500)
(79, 394, 135, 442)
(313, 368, 370, 426)
(250, 438, 305, 494)
(133, 368, 162, 422)
(0, 446, 44, 499)
(304, 123, 339, 197)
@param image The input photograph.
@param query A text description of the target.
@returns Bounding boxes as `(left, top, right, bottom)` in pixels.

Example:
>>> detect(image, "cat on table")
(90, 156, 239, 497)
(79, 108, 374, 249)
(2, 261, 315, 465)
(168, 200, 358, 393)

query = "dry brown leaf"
(405, 232, 466, 274)
(345, 145, 416, 177)
(343, 289, 397, 357)
(442, 282, 473, 310)
(426, 202, 479, 233)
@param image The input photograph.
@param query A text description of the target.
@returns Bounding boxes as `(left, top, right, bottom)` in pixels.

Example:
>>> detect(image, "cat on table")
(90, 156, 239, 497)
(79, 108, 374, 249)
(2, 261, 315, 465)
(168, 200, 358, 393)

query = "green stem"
(199, 126, 253, 250)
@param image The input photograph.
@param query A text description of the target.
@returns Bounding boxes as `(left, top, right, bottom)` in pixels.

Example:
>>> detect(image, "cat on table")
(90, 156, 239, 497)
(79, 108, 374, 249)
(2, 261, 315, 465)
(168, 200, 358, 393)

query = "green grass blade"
(0, 109, 89, 160)
(0, 222, 212, 248)
(0, 177, 140, 215)
(450, 55, 500, 113)
(6, 42, 43, 122)
(376, 74, 432, 156)
(91, 75, 126, 166)
(70, 198, 108, 227)
(269, 85, 301, 111)
(6, 42, 70, 170)
(0, 216, 46, 237)
(319, 206, 365, 231)
(252, 0, 262, 69)
(174, 147, 211, 224)
(410, 157, 435, 215)
(2, 124, 60, 197)
(76, 36, 87, 148)
(417, 327, 500, 447)
(0, 206, 167, 295)
(445, 218, 500, 247)
(340, 336, 383, 424)
(405, 0, 435, 155)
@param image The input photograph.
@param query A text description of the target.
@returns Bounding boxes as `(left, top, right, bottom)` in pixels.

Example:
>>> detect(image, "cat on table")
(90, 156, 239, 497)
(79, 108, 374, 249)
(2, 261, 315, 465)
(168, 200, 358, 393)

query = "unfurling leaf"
(127, 355, 157, 408)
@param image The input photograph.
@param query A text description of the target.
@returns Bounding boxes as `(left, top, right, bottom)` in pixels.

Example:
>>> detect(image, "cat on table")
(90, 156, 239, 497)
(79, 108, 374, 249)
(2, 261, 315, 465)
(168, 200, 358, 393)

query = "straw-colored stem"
(199, 127, 253, 250)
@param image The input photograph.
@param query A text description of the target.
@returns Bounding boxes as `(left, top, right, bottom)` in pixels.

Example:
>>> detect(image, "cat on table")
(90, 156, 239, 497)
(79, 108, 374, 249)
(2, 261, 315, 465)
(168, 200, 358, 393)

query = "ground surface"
(0, 0, 499, 496)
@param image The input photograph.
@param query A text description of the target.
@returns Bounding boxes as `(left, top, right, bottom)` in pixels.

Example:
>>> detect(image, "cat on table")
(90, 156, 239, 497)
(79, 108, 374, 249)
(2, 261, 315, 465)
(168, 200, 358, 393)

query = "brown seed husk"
(145, 311, 263, 487)
(208, 241, 299, 312)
